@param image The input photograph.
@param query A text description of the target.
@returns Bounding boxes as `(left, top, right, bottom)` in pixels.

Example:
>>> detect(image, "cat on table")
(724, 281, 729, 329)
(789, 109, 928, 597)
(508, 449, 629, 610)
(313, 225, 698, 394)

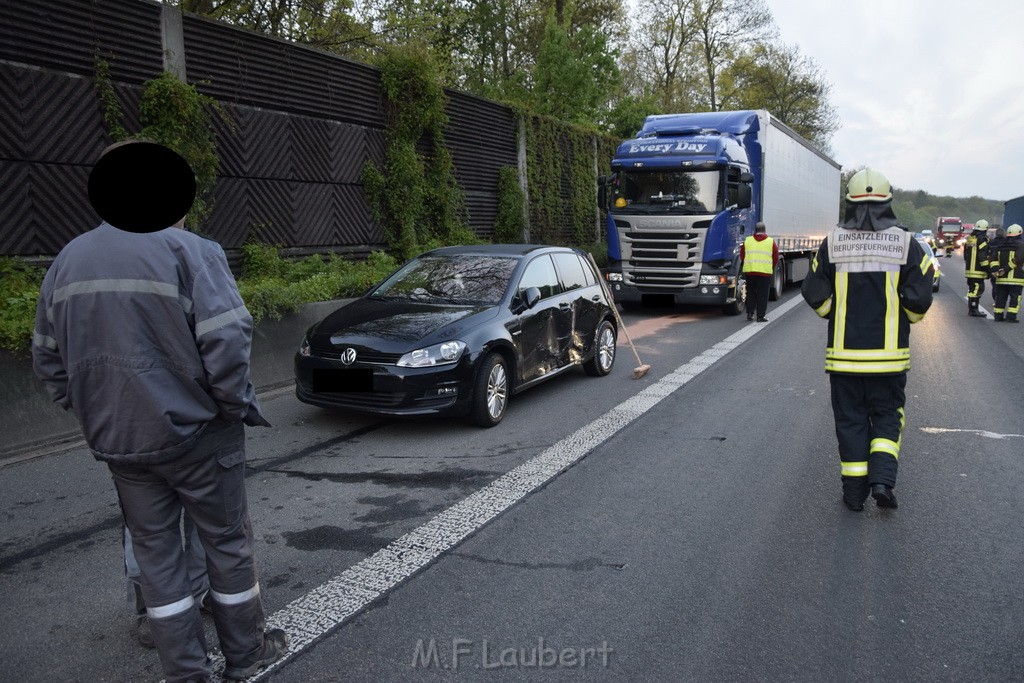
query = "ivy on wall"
(493, 166, 526, 243)
(524, 113, 618, 250)
(94, 62, 230, 229)
(362, 44, 476, 260)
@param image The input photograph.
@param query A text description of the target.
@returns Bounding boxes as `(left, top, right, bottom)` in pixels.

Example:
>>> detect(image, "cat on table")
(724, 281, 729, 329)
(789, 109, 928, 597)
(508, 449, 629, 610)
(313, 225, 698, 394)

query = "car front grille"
(311, 347, 402, 365)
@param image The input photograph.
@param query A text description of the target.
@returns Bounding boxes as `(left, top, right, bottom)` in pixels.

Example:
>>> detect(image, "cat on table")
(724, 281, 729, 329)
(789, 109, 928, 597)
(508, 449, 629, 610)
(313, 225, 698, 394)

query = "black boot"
(871, 484, 898, 509)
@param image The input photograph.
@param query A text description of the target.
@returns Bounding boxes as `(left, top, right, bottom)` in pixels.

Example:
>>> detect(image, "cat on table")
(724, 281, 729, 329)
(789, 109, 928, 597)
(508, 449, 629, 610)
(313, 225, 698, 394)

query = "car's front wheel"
(584, 319, 616, 376)
(469, 352, 509, 427)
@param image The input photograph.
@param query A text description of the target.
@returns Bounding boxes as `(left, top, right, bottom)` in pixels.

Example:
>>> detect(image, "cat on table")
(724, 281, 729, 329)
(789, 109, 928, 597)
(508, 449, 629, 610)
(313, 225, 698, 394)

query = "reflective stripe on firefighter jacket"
(991, 236, 1024, 285)
(800, 226, 934, 375)
(963, 232, 990, 279)
(742, 236, 775, 275)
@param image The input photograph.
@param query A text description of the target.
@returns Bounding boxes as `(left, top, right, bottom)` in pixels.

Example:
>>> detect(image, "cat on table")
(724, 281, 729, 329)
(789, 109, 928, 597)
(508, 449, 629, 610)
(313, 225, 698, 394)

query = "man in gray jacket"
(32, 141, 287, 682)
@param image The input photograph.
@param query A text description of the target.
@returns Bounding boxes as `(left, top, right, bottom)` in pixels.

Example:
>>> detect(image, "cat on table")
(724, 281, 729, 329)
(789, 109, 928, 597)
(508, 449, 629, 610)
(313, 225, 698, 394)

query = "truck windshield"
(611, 170, 721, 215)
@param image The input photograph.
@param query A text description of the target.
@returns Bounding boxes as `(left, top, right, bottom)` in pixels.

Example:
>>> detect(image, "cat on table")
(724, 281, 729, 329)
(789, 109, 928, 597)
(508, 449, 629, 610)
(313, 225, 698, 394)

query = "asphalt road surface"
(3, 254, 1024, 682)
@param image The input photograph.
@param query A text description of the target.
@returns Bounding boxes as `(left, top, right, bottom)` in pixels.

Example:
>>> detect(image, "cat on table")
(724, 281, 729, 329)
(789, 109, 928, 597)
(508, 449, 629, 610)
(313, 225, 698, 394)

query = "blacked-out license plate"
(312, 368, 374, 393)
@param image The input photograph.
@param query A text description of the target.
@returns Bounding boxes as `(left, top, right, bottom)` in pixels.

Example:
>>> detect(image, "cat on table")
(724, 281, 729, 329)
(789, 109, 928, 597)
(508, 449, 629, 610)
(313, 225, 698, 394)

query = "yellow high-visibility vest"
(743, 236, 774, 275)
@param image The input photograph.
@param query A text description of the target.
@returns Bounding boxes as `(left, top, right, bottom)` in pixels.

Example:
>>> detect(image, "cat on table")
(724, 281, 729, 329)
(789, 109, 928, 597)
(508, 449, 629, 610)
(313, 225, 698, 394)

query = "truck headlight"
(606, 272, 623, 282)
(699, 275, 727, 285)
(397, 340, 467, 368)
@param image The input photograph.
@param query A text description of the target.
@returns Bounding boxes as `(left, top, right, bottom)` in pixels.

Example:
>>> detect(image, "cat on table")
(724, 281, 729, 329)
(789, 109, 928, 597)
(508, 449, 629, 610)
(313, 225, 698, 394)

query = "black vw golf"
(295, 244, 618, 426)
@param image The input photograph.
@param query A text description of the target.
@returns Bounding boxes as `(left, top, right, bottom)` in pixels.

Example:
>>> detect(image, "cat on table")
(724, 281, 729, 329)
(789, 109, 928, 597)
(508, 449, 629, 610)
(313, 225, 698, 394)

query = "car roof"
(423, 244, 579, 258)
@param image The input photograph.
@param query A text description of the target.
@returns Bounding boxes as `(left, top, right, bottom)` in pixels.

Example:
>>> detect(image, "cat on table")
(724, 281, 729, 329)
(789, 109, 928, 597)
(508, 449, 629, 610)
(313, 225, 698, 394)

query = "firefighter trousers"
(109, 420, 266, 683)
(993, 284, 1022, 321)
(966, 277, 986, 309)
(830, 373, 907, 501)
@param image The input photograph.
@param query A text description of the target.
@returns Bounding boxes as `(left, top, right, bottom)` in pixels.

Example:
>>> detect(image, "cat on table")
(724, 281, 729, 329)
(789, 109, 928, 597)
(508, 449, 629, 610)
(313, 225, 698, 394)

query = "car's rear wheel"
(469, 352, 509, 427)
(584, 319, 616, 376)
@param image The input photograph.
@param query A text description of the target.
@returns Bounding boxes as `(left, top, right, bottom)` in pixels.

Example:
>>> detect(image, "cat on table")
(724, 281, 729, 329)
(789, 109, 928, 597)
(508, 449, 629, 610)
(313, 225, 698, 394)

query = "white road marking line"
(240, 295, 807, 681)
(920, 427, 1024, 440)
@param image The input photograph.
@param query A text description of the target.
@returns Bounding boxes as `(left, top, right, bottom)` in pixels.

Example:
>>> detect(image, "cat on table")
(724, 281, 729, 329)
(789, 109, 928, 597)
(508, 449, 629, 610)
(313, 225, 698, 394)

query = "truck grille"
(618, 219, 710, 291)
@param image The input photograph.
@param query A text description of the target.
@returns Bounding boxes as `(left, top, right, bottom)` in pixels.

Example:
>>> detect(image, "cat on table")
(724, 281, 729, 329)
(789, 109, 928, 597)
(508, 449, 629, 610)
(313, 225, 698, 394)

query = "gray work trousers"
(123, 513, 208, 614)
(109, 420, 266, 683)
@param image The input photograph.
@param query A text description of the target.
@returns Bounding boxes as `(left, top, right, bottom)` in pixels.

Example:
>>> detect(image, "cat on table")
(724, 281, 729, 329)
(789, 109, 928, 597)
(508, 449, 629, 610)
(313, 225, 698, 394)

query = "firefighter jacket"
(801, 226, 934, 375)
(742, 235, 776, 275)
(32, 223, 269, 465)
(991, 236, 1024, 285)
(963, 231, 990, 279)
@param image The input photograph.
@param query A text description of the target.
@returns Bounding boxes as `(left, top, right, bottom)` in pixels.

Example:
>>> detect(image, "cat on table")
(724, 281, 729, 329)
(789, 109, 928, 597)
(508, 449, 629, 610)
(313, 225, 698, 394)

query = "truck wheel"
(769, 261, 783, 301)
(722, 277, 745, 316)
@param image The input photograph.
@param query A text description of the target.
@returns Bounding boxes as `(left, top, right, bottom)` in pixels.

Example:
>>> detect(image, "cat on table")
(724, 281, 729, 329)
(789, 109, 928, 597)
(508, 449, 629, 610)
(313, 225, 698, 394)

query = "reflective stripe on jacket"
(32, 223, 269, 464)
(800, 226, 934, 375)
(742, 236, 775, 275)
(992, 237, 1024, 285)
(963, 232, 990, 279)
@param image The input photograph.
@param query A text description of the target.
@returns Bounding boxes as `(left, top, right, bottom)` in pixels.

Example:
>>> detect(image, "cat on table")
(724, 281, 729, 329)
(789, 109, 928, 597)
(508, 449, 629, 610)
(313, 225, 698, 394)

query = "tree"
(720, 41, 838, 151)
(530, 15, 620, 125)
(688, 0, 774, 111)
(622, 0, 703, 113)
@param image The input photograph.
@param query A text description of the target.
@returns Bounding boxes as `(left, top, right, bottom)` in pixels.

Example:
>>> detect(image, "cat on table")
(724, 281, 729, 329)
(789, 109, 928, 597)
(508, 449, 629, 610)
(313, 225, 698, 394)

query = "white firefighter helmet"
(976, 219, 989, 231)
(1008, 224, 1023, 237)
(845, 168, 893, 203)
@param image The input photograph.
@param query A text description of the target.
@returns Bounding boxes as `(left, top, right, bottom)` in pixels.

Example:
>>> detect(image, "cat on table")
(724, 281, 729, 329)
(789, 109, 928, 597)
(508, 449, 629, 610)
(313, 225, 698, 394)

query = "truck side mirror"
(739, 172, 754, 183)
(737, 184, 752, 209)
(597, 182, 607, 210)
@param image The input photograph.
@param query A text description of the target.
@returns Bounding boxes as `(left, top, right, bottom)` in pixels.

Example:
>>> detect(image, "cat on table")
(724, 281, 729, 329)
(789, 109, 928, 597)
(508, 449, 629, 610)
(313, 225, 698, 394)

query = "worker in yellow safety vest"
(740, 221, 778, 322)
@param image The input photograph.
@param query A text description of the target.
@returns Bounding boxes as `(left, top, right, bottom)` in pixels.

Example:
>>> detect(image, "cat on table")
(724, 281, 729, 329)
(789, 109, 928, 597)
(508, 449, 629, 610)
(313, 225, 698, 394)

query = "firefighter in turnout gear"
(990, 223, 1024, 322)
(801, 168, 934, 511)
(964, 219, 991, 317)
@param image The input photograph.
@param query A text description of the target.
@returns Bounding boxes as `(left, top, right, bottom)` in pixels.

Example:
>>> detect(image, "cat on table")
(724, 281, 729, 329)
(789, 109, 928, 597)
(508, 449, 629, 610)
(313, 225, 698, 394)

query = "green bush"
(0, 258, 45, 354)
(237, 245, 398, 324)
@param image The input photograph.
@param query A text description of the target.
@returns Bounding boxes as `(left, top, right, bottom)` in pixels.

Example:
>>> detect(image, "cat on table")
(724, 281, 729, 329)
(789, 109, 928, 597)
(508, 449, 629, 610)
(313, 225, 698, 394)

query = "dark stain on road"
(451, 552, 621, 573)
(281, 525, 393, 553)
(353, 495, 447, 524)
(265, 467, 496, 490)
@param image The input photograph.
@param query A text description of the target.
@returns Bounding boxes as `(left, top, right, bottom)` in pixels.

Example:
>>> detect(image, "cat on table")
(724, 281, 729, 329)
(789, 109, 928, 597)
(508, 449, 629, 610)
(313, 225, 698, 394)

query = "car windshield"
(611, 169, 722, 215)
(371, 254, 519, 305)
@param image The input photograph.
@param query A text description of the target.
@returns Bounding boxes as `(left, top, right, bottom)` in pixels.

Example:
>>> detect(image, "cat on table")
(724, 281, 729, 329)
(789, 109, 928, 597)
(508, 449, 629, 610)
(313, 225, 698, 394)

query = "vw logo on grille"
(340, 348, 357, 365)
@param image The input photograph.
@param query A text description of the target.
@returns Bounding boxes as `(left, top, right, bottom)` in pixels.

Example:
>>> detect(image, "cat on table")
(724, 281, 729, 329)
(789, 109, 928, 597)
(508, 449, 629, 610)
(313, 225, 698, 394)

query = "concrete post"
(160, 5, 187, 80)
(517, 115, 531, 243)
(593, 134, 601, 244)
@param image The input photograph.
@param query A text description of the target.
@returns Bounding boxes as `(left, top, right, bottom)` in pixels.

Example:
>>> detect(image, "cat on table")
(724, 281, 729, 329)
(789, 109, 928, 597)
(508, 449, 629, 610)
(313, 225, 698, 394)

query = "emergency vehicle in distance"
(598, 110, 840, 315)
(935, 216, 963, 257)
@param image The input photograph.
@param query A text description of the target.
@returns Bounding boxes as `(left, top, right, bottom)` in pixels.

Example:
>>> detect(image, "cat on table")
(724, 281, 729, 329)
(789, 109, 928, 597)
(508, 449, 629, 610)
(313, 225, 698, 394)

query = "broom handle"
(587, 253, 645, 368)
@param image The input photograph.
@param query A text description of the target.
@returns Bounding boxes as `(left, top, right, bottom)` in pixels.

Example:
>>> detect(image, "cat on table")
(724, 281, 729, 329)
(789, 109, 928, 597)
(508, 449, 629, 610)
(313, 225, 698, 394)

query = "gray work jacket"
(32, 223, 270, 465)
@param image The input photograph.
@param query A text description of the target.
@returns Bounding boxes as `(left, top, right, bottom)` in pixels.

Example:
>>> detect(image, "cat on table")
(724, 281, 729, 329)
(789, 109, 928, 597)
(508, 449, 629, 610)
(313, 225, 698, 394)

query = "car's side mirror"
(512, 286, 542, 314)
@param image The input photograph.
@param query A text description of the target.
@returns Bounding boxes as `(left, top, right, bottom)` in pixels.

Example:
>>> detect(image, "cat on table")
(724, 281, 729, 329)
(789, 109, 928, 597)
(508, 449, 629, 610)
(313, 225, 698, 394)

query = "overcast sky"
(767, 0, 1024, 202)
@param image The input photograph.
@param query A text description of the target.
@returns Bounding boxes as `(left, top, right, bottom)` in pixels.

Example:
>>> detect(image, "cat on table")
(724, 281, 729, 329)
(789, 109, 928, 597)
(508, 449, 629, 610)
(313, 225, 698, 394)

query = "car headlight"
(397, 340, 467, 368)
(299, 336, 311, 357)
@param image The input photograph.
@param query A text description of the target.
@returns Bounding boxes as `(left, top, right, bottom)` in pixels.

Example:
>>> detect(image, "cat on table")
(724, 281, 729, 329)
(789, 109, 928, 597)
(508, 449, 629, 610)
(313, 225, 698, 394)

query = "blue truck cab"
(600, 110, 839, 315)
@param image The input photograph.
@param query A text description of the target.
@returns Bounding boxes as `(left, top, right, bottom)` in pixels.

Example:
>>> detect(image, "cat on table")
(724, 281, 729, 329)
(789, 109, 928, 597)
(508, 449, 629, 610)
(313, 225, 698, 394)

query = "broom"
(587, 253, 651, 379)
